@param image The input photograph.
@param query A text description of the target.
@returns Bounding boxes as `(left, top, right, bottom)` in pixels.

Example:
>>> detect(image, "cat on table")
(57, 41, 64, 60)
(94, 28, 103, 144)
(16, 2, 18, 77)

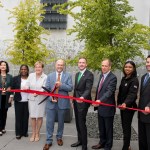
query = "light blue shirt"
(103, 71, 110, 81)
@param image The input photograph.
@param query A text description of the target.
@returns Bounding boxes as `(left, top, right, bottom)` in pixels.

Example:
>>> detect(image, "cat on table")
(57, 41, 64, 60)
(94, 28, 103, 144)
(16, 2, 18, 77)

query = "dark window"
(40, 0, 67, 30)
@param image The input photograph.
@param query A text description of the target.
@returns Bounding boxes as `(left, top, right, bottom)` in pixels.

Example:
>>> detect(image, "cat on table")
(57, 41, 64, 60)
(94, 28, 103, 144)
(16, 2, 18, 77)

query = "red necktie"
(98, 75, 104, 93)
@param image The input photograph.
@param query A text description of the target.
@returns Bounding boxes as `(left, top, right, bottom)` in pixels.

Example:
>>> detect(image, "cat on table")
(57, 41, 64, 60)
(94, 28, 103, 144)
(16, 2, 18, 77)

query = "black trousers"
(74, 102, 89, 149)
(138, 119, 150, 150)
(14, 101, 29, 136)
(120, 110, 135, 150)
(98, 114, 114, 150)
(0, 95, 8, 131)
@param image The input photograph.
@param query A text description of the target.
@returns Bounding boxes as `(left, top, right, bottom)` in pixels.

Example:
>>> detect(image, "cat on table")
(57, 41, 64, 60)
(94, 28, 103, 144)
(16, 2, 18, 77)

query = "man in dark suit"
(92, 58, 117, 150)
(138, 55, 150, 150)
(71, 57, 94, 150)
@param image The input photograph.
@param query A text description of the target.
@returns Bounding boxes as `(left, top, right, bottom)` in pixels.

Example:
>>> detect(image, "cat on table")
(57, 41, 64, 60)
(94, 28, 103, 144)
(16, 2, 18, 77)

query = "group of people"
(0, 56, 150, 150)
(0, 61, 47, 142)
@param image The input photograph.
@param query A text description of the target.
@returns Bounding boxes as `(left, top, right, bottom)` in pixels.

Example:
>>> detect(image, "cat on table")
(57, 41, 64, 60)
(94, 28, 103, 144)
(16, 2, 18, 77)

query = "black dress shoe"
(91, 144, 104, 149)
(23, 134, 29, 137)
(16, 136, 22, 140)
(82, 147, 88, 150)
(71, 141, 82, 147)
(0, 132, 2, 136)
(82, 145, 88, 150)
(2, 130, 6, 134)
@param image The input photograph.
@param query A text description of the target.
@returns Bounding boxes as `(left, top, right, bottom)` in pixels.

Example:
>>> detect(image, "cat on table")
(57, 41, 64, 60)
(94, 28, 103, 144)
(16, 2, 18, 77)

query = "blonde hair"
(34, 61, 44, 68)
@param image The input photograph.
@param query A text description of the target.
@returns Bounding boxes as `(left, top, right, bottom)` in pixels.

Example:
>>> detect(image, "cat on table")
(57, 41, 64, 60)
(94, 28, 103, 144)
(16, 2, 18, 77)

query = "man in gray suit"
(43, 59, 73, 150)
(92, 58, 117, 150)
(138, 55, 150, 150)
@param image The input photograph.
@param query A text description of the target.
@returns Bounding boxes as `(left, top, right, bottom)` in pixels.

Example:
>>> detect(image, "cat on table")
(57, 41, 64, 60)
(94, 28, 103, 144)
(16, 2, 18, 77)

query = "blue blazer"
(45, 71, 73, 109)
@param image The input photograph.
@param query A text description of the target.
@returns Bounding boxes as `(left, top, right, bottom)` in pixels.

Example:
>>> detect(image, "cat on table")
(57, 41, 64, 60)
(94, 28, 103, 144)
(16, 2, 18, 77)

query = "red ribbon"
(1, 88, 148, 113)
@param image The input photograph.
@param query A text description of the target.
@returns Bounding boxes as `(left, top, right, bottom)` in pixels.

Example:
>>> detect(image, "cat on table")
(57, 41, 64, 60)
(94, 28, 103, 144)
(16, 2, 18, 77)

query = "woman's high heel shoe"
(29, 134, 35, 142)
(34, 133, 40, 142)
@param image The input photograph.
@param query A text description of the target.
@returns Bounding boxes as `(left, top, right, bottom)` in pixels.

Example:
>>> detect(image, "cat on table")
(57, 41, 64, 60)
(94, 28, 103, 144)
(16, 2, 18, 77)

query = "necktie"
(53, 73, 61, 102)
(77, 72, 82, 83)
(57, 73, 61, 82)
(98, 75, 104, 93)
(143, 73, 149, 86)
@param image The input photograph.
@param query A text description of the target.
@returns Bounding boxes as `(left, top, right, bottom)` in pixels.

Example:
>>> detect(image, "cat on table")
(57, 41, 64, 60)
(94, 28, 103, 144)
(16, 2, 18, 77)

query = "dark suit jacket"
(12, 75, 22, 102)
(117, 76, 139, 108)
(74, 69, 94, 110)
(138, 73, 150, 123)
(96, 71, 117, 117)
(0, 74, 13, 109)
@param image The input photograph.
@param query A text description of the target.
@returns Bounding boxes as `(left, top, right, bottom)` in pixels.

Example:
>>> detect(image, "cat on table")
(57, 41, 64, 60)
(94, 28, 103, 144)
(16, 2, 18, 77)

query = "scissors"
(38, 85, 57, 105)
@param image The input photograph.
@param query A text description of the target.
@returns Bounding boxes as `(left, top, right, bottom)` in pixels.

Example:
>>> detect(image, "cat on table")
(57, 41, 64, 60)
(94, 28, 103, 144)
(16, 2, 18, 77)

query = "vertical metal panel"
(40, 0, 67, 29)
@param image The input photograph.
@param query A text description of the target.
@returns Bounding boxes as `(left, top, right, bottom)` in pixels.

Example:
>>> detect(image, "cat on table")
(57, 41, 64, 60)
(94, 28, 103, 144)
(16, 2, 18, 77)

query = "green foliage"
(54, 0, 150, 70)
(6, 0, 52, 67)
(0, 1, 2, 7)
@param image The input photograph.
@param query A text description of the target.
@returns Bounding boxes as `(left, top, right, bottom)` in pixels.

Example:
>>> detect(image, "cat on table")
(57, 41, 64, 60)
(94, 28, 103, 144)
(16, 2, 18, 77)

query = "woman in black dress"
(0, 61, 13, 136)
(117, 61, 139, 150)
(12, 65, 29, 139)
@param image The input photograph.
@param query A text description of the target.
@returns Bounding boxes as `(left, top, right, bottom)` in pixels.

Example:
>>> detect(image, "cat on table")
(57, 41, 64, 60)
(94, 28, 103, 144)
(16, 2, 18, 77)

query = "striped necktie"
(98, 75, 104, 93)
(143, 73, 149, 86)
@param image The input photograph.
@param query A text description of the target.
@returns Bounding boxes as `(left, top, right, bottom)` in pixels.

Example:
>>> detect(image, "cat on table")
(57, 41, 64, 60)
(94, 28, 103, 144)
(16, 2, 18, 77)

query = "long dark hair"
(0, 61, 9, 73)
(123, 61, 137, 78)
(19, 64, 29, 76)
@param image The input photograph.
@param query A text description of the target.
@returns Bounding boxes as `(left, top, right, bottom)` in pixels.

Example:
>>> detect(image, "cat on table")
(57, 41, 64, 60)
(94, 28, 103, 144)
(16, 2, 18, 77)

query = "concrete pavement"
(0, 105, 138, 150)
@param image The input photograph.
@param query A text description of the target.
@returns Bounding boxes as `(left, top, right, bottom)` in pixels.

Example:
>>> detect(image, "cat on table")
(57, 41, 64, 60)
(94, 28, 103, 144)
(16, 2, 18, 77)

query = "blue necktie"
(143, 73, 149, 86)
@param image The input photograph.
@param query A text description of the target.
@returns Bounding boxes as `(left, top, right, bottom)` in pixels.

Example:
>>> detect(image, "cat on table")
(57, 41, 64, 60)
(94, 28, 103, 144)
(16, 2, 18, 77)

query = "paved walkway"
(0, 106, 138, 150)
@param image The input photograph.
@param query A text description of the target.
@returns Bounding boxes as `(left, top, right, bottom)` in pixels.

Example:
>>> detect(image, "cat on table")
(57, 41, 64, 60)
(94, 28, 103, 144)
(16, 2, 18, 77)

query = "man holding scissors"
(43, 59, 73, 150)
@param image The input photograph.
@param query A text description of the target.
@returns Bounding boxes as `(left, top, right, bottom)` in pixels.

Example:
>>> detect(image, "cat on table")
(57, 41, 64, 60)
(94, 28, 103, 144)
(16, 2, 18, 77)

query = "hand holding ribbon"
(143, 106, 150, 115)
(92, 100, 101, 107)
(76, 97, 84, 103)
(118, 103, 126, 110)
